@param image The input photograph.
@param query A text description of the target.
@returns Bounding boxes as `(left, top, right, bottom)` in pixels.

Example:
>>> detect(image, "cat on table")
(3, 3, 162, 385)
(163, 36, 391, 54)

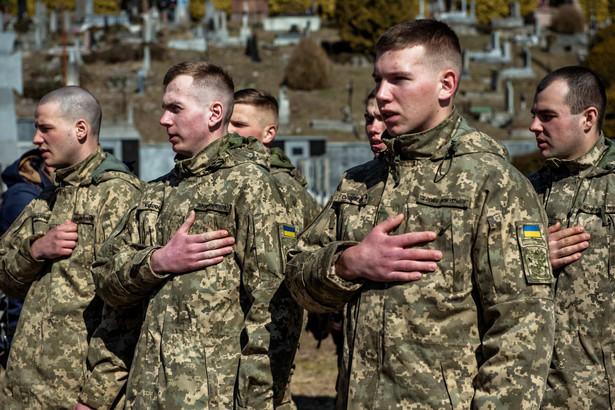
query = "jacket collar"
(545, 134, 609, 177)
(172, 133, 269, 177)
(52, 146, 106, 187)
(386, 109, 461, 161)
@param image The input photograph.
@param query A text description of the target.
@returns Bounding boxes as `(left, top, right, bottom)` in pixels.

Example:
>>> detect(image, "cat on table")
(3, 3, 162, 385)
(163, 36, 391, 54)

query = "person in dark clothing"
(0, 149, 53, 367)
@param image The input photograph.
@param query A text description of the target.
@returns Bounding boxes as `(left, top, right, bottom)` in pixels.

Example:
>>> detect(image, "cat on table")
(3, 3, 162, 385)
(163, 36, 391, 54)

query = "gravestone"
(49, 10, 58, 33)
(0, 33, 22, 175)
(467, 31, 511, 64)
(66, 48, 80, 86)
(76, 0, 94, 23)
(491, 1, 523, 29)
(506, 79, 514, 115)
(174, 0, 191, 26)
(142, 45, 151, 73)
(143, 13, 155, 44)
(500, 47, 534, 80)
(240, 1, 251, 43)
(278, 86, 290, 127)
(63, 10, 71, 33)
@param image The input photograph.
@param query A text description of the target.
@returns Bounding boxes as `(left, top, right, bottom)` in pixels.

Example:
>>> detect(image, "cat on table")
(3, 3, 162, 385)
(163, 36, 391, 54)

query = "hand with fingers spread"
(547, 222, 590, 270)
(150, 210, 235, 274)
(30, 220, 78, 260)
(335, 213, 442, 282)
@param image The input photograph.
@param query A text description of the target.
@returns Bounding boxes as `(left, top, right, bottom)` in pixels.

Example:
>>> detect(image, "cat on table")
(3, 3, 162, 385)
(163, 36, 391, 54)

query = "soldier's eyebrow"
(532, 108, 557, 116)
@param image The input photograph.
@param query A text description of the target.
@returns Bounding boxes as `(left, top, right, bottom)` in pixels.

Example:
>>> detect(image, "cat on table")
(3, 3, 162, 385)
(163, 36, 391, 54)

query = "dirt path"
(291, 329, 338, 409)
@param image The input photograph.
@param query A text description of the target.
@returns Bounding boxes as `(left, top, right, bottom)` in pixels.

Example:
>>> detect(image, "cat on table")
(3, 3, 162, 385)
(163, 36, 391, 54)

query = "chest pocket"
(410, 193, 472, 294)
(191, 203, 235, 237)
(333, 192, 378, 242)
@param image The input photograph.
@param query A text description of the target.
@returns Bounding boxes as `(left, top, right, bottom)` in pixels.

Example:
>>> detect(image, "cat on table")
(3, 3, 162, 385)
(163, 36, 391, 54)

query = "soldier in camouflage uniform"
(228, 88, 321, 407)
(91, 61, 302, 409)
(0, 86, 142, 409)
(229, 88, 321, 233)
(527, 66, 615, 409)
(285, 19, 555, 409)
(364, 89, 388, 158)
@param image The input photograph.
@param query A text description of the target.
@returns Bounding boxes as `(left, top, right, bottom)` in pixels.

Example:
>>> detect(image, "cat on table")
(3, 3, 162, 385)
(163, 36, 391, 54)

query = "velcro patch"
(73, 214, 94, 225)
(522, 224, 541, 238)
(194, 203, 231, 214)
(516, 222, 553, 285)
(417, 193, 469, 209)
(282, 225, 296, 238)
(332, 191, 367, 206)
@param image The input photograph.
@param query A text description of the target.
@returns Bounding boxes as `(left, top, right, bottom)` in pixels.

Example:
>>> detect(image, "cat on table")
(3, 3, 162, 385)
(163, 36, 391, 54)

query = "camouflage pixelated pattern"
(269, 147, 321, 233)
(0, 146, 142, 409)
(92, 134, 302, 409)
(286, 110, 555, 409)
(528, 134, 615, 409)
(268, 147, 321, 407)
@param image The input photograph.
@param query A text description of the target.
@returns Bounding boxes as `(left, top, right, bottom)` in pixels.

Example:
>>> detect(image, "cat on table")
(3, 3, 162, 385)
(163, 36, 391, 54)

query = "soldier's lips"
(382, 112, 399, 125)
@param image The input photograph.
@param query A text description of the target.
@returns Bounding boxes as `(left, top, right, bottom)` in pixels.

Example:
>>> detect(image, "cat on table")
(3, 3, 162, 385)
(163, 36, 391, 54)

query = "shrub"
(475, 0, 537, 25)
(284, 36, 330, 90)
(335, 0, 416, 55)
(551, 4, 585, 34)
(189, 0, 205, 21)
(584, 35, 615, 88)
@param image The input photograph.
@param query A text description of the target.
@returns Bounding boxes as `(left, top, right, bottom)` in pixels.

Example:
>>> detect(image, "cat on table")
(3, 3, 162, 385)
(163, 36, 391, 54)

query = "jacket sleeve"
(78, 177, 144, 409)
(0, 198, 50, 299)
(471, 167, 555, 409)
(78, 304, 144, 409)
(285, 194, 364, 314)
(234, 175, 302, 409)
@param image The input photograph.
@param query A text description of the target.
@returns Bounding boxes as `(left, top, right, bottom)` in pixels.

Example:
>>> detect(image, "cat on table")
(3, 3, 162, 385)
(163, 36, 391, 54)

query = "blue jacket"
(0, 149, 52, 355)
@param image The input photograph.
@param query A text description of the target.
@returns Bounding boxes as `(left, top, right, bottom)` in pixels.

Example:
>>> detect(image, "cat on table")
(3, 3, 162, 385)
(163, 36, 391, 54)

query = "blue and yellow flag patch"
(282, 225, 296, 238)
(523, 224, 541, 238)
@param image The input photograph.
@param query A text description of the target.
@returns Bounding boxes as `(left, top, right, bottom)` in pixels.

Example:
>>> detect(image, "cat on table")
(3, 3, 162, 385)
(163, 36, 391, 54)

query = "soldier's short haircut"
(38, 86, 102, 139)
(536, 65, 607, 131)
(163, 61, 235, 123)
(375, 19, 462, 78)
(234, 88, 279, 125)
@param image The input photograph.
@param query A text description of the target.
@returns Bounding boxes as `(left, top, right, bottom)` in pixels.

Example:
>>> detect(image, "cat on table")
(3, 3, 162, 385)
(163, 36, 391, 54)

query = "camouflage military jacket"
(92, 134, 302, 409)
(528, 134, 615, 409)
(286, 110, 556, 409)
(0, 146, 142, 409)
(269, 147, 321, 232)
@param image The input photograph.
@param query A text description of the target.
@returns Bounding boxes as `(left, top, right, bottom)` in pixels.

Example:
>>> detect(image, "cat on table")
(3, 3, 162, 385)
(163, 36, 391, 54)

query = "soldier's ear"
(583, 107, 598, 132)
(208, 102, 224, 128)
(262, 124, 276, 146)
(439, 69, 457, 102)
(75, 119, 88, 142)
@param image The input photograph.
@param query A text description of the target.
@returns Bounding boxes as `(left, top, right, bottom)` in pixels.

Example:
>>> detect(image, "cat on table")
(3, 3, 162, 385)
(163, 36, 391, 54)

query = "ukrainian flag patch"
(283, 225, 296, 238)
(523, 224, 541, 238)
